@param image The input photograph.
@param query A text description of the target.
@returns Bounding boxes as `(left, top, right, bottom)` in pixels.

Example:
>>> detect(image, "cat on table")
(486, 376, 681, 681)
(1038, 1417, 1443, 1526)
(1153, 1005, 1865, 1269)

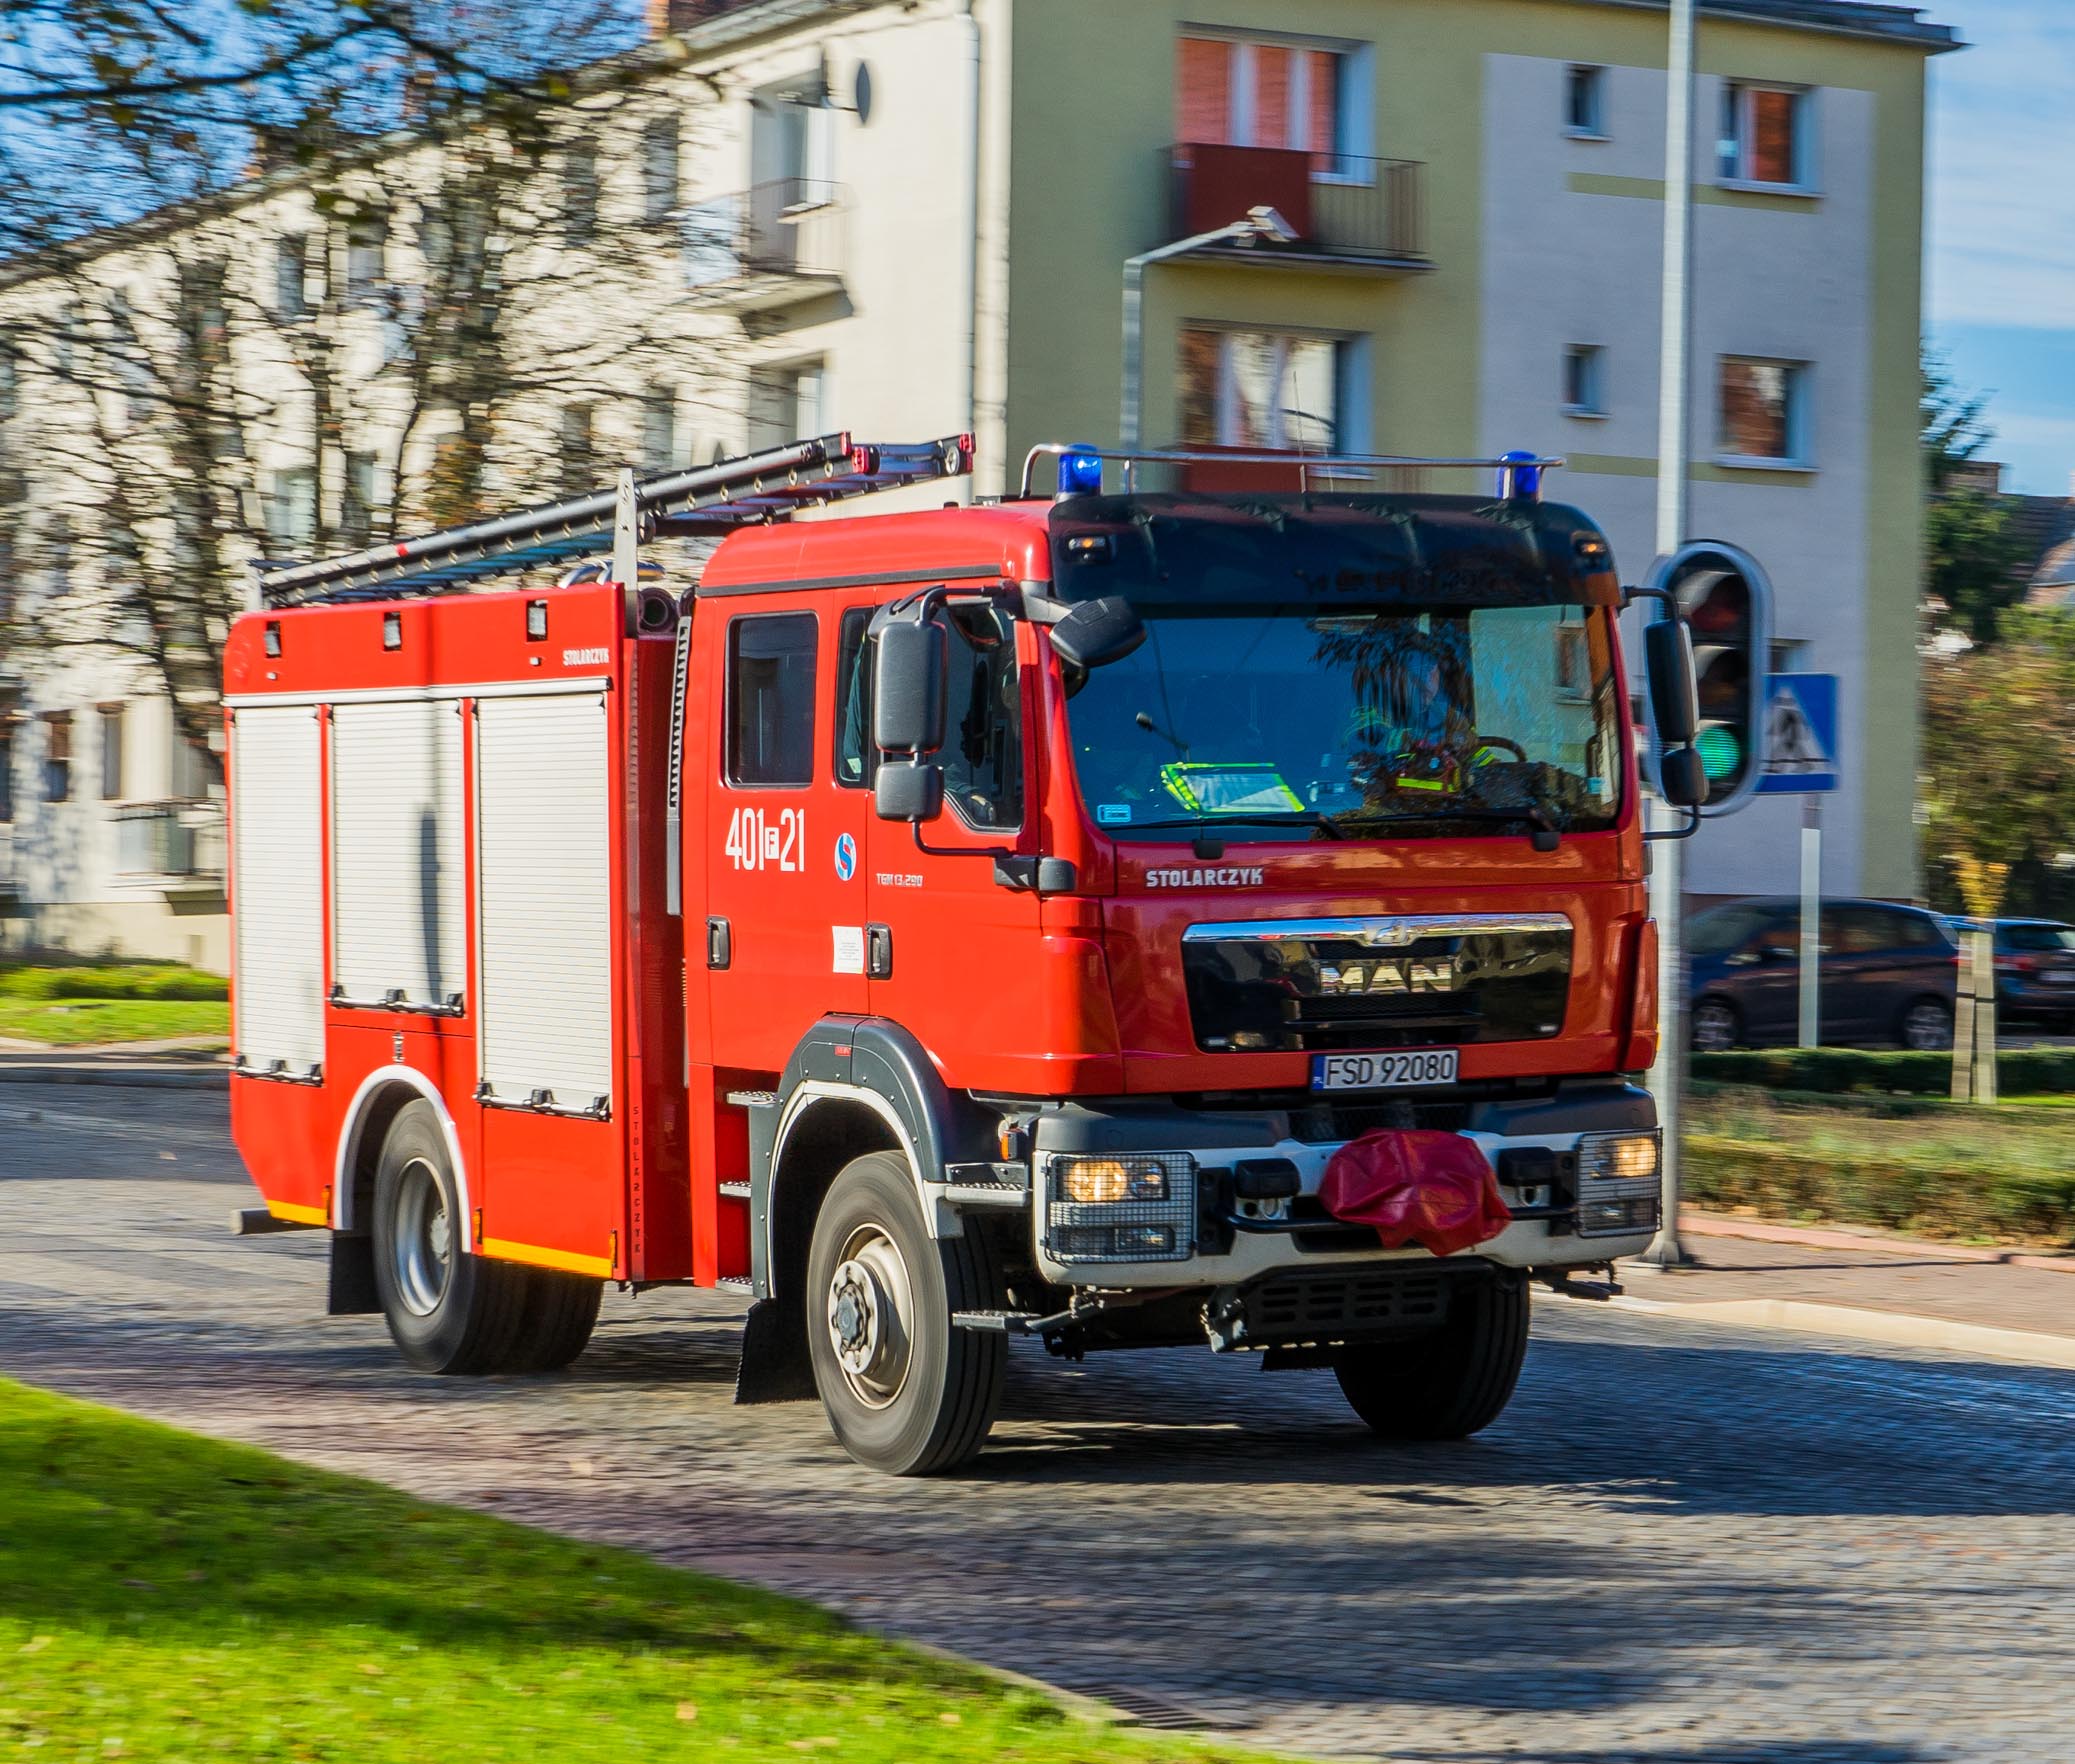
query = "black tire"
(1897, 996, 1954, 1052)
(1332, 1271, 1530, 1441)
(370, 1100, 532, 1375)
(1690, 996, 1741, 1053)
(804, 1151, 1005, 1475)
(507, 1269, 603, 1373)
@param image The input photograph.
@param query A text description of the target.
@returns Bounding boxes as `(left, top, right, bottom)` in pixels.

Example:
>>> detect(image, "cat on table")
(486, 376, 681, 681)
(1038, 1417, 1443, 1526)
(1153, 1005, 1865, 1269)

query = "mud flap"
(733, 1296, 817, 1404)
(327, 1233, 381, 1315)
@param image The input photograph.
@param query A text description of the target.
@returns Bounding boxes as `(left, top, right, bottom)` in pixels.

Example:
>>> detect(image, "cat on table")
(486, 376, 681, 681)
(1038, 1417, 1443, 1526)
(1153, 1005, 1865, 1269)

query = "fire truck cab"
(225, 434, 1701, 1474)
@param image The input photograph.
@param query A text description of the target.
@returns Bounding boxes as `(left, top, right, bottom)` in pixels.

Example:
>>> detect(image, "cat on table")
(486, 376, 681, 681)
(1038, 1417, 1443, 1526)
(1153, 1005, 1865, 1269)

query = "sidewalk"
(1616, 1214, 2075, 1369)
(0, 1039, 229, 1086)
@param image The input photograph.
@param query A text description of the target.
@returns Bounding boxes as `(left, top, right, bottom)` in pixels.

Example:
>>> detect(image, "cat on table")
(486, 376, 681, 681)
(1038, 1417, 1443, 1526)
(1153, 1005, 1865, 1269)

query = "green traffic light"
(1695, 725, 1743, 782)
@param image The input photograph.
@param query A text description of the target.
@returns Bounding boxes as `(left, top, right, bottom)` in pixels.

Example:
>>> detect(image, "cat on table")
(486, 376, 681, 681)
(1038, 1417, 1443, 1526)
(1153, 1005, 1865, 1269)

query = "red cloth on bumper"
(1319, 1130, 1512, 1258)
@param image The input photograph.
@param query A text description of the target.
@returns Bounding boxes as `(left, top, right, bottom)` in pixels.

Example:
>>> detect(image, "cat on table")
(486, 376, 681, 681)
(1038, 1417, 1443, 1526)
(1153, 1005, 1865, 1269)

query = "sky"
(1925, 0, 2075, 496)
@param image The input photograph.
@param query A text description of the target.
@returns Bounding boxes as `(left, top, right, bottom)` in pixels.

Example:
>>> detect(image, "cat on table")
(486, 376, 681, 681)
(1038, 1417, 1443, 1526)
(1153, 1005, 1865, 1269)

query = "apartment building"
(0, 0, 1955, 966)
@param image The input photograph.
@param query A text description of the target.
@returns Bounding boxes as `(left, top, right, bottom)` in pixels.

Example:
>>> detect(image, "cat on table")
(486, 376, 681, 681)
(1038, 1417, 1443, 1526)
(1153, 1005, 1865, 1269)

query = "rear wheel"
(370, 1101, 532, 1375)
(1898, 997, 1954, 1051)
(804, 1151, 1005, 1475)
(1691, 996, 1741, 1053)
(1332, 1271, 1530, 1440)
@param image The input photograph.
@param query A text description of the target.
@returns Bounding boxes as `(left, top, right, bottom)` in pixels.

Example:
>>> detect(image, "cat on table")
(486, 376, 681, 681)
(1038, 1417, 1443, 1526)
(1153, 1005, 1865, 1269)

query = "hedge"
(1684, 1139, 2075, 1248)
(0, 962, 227, 1002)
(1692, 1046, 2075, 1095)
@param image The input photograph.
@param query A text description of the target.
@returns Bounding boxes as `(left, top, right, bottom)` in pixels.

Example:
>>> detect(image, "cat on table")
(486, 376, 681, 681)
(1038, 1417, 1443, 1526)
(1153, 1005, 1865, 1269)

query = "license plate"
(1310, 1049, 1459, 1092)
(2043, 970, 2075, 986)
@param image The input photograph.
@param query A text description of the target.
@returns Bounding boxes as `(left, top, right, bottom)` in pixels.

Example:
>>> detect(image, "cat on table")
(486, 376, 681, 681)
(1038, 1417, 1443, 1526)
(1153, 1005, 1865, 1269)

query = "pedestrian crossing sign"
(1756, 672, 1839, 794)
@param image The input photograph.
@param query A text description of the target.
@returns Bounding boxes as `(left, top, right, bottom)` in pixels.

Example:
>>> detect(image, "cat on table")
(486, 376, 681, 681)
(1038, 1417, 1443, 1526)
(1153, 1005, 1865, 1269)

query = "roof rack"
(1016, 443, 1566, 502)
(258, 432, 974, 609)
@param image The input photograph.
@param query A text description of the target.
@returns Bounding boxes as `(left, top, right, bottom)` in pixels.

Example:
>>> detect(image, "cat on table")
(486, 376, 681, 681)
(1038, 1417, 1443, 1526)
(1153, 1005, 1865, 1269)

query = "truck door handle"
(866, 923, 892, 980)
(707, 917, 732, 970)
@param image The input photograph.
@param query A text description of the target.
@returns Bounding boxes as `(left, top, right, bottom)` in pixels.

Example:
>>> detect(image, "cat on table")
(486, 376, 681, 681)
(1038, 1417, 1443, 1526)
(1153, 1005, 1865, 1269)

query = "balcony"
(682, 178, 847, 313)
(1168, 146, 1428, 270)
(114, 800, 225, 898)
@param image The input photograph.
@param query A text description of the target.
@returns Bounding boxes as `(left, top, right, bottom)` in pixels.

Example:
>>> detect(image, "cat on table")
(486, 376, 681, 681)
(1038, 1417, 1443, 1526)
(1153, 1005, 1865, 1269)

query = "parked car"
(1942, 917, 2075, 1031)
(1686, 897, 1959, 1052)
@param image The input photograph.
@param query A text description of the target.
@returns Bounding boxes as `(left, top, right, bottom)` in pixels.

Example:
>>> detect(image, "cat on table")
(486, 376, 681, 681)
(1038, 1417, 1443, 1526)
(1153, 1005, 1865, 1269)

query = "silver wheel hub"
(825, 1226, 913, 1410)
(392, 1156, 454, 1318)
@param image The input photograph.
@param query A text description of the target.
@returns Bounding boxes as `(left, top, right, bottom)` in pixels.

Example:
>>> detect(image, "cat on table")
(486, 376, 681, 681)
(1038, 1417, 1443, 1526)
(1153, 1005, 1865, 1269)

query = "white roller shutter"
(231, 705, 326, 1077)
(331, 701, 466, 1011)
(474, 693, 614, 1113)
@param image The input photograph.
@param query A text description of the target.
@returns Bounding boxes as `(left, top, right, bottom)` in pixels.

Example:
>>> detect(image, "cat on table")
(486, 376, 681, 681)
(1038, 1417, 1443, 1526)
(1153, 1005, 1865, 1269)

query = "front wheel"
(1898, 997, 1954, 1051)
(804, 1152, 1005, 1475)
(1332, 1271, 1530, 1440)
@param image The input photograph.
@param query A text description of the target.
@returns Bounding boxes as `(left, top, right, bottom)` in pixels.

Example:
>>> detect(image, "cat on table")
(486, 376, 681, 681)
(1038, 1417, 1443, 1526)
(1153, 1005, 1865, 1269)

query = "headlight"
(1575, 1130, 1662, 1237)
(1043, 1152, 1196, 1263)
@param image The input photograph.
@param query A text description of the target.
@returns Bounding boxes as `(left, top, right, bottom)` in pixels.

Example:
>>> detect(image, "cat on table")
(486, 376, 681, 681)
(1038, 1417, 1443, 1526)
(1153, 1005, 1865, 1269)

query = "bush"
(0, 962, 227, 1002)
(1692, 1046, 2075, 1095)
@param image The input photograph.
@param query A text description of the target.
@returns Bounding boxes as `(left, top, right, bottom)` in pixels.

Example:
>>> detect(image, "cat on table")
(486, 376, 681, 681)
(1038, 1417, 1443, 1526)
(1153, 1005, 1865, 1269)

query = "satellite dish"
(852, 61, 874, 126)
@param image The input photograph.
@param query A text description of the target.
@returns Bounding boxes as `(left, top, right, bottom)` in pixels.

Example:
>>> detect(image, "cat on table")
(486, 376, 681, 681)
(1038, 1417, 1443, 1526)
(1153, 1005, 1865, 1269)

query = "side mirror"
(1644, 618, 1700, 747)
(1049, 595, 1145, 672)
(873, 618, 947, 755)
(874, 757, 944, 824)
(1658, 742, 1706, 810)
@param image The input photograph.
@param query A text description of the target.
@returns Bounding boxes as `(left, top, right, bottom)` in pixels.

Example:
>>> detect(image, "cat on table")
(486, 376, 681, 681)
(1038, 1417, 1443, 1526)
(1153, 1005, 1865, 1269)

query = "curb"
(1682, 1210, 2075, 1276)
(0, 1062, 228, 1089)
(1589, 1291, 2075, 1371)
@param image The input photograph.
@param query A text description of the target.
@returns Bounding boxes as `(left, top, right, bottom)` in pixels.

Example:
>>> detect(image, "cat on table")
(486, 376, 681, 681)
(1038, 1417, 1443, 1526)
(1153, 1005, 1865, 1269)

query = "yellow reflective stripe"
(480, 1237, 614, 1278)
(267, 1200, 330, 1226)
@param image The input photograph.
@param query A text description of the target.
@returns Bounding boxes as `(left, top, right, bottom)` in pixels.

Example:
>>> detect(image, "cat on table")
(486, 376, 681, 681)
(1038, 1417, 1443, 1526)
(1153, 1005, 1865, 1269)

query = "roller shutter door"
(331, 700, 466, 1011)
(474, 693, 614, 1113)
(231, 705, 325, 1077)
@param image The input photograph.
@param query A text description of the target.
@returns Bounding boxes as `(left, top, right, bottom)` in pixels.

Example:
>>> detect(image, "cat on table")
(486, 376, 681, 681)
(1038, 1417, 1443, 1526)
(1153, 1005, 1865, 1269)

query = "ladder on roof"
(256, 432, 974, 609)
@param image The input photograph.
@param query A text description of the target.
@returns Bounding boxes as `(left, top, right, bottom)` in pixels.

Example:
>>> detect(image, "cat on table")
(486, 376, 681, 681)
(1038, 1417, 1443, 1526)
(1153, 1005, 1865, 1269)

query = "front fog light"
(1044, 1152, 1196, 1263)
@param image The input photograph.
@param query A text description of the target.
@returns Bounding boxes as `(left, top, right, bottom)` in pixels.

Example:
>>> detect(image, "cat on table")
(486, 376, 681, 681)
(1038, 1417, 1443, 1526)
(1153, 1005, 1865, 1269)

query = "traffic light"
(1642, 542, 1773, 814)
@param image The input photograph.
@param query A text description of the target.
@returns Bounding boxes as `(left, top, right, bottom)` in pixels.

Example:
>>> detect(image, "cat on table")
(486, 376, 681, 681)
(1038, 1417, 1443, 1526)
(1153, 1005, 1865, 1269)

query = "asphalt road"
(2, 1081, 2072, 1764)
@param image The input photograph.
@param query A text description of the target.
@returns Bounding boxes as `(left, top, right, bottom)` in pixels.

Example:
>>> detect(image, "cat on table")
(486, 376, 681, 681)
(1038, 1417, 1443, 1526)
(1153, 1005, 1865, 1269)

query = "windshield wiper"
(1116, 813, 1348, 845)
(1343, 806, 1563, 851)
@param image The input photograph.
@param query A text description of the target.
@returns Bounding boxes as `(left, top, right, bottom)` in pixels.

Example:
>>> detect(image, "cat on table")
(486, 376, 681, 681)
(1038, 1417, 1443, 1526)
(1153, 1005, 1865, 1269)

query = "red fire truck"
(226, 432, 1707, 1474)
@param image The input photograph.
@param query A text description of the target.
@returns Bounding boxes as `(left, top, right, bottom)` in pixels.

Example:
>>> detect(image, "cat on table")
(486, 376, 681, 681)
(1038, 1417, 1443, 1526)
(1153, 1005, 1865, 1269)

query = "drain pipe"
(1120, 207, 1295, 449)
(958, 0, 982, 495)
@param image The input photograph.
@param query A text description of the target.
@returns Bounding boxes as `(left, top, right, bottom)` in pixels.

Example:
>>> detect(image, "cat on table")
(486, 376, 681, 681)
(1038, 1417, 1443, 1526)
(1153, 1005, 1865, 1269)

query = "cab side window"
(833, 606, 873, 789)
(943, 605, 1022, 829)
(726, 611, 817, 787)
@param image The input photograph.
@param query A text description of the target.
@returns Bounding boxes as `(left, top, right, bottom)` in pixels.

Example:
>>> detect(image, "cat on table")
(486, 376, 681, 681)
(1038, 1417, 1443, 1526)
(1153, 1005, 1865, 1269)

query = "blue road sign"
(1757, 672, 1839, 794)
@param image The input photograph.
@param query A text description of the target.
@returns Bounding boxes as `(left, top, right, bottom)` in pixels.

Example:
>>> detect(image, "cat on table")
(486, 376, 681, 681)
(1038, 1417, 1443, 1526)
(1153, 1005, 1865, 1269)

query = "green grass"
(1685, 1084, 2075, 1248)
(0, 1379, 1259, 1764)
(0, 962, 227, 1001)
(0, 998, 229, 1045)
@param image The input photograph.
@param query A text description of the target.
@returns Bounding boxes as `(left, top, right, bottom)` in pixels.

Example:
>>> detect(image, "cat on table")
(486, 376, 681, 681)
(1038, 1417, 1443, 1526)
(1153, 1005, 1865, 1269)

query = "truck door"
(860, 603, 1048, 1095)
(703, 605, 869, 1077)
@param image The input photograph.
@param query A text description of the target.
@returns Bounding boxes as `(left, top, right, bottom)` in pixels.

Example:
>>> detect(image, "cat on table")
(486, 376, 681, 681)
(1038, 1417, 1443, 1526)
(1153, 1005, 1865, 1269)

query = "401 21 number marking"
(725, 805, 804, 873)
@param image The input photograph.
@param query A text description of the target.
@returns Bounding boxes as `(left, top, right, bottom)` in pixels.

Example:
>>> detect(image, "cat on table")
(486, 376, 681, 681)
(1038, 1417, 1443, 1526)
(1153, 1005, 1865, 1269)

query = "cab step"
(718, 1180, 752, 1199)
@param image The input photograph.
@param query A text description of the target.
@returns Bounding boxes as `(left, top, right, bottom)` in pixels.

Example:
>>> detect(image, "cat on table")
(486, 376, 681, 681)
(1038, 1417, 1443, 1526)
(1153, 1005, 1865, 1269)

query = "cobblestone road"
(3, 1082, 2072, 1763)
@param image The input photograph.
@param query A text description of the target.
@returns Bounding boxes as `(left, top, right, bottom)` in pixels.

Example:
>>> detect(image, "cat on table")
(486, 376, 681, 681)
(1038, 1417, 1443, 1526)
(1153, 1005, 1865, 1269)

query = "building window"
(1565, 65, 1606, 136)
(643, 116, 680, 222)
(172, 735, 215, 801)
(275, 235, 311, 317)
(748, 358, 825, 451)
(0, 347, 16, 421)
(1719, 83, 1811, 187)
(44, 513, 72, 596)
(0, 715, 16, 823)
(726, 612, 817, 788)
(563, 140, 598, 244)
(266, 465, 318, 550)
(1563, 344, 1606, 415)
(42, 710, 71, 804)
(342, 452, 380, 542)
(753, 81, 835, 196)
(559, 404, 596, 491)
(1719, 357, 1809, 463)
(345, 214, 386, 302)
(1176, 32, 1365, 172)
(1177, 324, 1342, 451)
(641, 392, 678, 472)
(98, 703, 124, 801)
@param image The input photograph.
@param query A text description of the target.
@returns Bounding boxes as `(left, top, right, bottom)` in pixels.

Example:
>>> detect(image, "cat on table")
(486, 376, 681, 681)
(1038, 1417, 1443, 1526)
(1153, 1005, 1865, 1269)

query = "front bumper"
(1022, 1080, 1659, 1290)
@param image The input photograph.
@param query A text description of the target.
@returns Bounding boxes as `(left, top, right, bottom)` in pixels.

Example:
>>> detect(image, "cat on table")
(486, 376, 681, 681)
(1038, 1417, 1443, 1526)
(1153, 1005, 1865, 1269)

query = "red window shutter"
(1177, 38, 1232, 145)
(1751, 88, 1797, 182)
(1253, 45, 1292, 150)
(1306, 50, 1339, 159)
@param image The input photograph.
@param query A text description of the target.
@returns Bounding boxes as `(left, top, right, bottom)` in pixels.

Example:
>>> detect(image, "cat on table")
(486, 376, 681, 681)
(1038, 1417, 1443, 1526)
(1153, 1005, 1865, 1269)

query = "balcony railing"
(114, 800, 224, 886)
(683, 178, 846, 296)
(1169, 146, 1428, 265)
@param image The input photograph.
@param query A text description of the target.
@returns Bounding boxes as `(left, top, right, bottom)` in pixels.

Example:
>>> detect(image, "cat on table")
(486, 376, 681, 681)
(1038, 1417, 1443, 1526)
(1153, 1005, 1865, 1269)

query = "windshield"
(1064, 603, 1623, 841)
